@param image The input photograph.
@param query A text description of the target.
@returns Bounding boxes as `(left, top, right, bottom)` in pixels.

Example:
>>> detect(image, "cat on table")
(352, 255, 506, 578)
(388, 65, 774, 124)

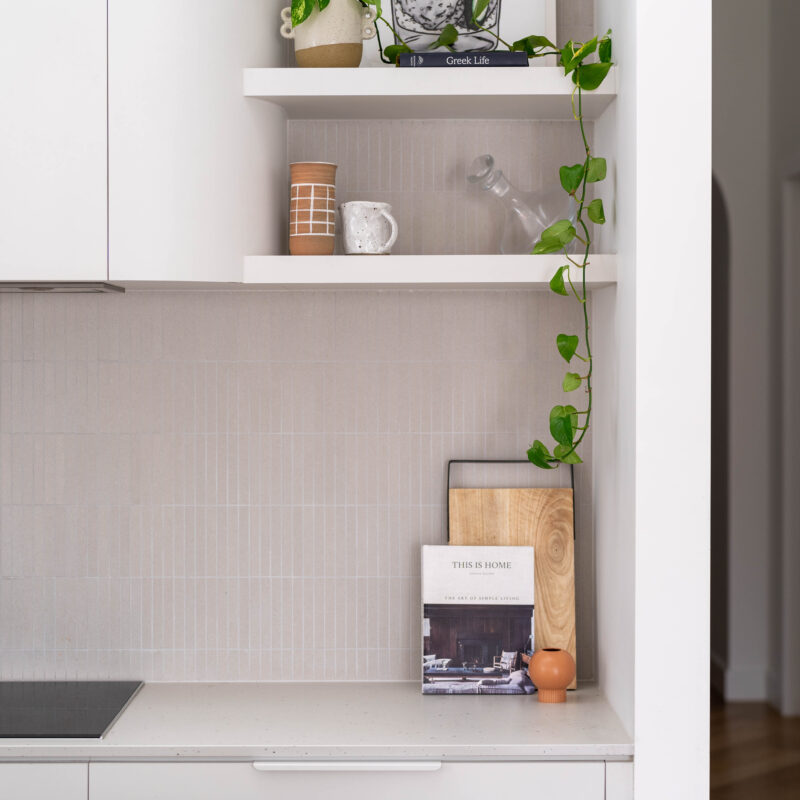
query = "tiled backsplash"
(287, 119, 592, 255)
(0, 290, 593, 681)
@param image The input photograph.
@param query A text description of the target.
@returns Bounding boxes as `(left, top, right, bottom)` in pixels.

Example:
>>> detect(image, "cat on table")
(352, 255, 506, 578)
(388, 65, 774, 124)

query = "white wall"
(711, 0, 772, 701)
(770, 0, 800, 716)
(595, 2, 712, 799)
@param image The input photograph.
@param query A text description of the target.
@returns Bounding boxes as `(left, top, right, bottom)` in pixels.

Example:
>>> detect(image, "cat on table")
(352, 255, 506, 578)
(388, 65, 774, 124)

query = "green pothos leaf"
(527, 440, 556, 469)
(431, 24, 459, 49)
(542, 219, 577, 243)
(472, 0, 490, 23)
(560, 40, 576, 74)
(533, 238, 565, 255)
(557, 333, 579, 363)
(563, 372, 582, 392)
(317, 0, 331, 10)
(565, 404, 579, 431)
(549, 405, 574, 447)
(533, 219, 577, 254)
(384, 44, 412, 63)
(572, 61, 612, 90)
(562, 36, 597, 72)
(291, 0, 315, 26)
(549, 266, 569, 296)
(586, 157, 607, 183)
(599, 35, 612, 63)
(555, 443, 583, 464)
(587, 198, 606, 224)
(511, 35, 557, 56)
(559, 163, 584, 195)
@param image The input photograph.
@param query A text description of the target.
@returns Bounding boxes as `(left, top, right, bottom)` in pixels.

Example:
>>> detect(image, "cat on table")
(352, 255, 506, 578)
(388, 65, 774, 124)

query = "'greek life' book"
(396, 51, 529, 68)
(421, 545, 536, 695)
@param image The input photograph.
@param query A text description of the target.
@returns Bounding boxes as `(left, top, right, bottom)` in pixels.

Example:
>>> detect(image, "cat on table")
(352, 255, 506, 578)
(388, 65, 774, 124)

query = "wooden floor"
(711, 695, 800, 799)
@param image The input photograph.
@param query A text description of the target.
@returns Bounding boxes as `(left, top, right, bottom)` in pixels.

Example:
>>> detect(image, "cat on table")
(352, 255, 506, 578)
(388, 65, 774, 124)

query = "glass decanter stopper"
(467, 154, 574, 255)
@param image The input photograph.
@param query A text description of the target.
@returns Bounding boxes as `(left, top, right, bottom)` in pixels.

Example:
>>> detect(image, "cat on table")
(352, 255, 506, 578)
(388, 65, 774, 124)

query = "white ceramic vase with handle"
(340, 201, 399, 255)
(280, 0, 377, 68)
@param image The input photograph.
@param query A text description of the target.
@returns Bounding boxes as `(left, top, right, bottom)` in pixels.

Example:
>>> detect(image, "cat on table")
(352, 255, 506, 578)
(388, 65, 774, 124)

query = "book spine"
(396, 52, 529, 68)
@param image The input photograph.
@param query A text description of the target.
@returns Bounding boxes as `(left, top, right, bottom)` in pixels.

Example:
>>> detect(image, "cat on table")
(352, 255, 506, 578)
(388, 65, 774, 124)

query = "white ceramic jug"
(280, 0, 377, 68)
(340, 201, 399, 255)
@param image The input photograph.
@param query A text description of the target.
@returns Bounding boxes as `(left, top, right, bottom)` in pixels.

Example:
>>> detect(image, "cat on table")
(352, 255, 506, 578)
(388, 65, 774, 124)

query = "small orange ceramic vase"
(528, 648, 576, 703)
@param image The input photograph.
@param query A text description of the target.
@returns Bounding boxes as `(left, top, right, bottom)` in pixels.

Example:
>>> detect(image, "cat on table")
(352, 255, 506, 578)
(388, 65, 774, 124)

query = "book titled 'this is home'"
(421, 545, 536, 695)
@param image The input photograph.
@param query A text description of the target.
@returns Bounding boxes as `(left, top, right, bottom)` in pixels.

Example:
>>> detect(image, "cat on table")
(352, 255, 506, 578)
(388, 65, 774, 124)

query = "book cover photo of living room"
(421, 545, 536, 695)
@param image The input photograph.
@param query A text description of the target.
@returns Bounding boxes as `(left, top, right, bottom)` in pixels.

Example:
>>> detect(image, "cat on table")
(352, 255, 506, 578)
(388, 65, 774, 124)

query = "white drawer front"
(90, 761, 604, 800)
(0, 763, 88, 800)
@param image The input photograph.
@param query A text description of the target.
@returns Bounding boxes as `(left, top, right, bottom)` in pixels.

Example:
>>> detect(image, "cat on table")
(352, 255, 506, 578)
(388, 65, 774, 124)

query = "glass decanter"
(467, 154, 575, 255)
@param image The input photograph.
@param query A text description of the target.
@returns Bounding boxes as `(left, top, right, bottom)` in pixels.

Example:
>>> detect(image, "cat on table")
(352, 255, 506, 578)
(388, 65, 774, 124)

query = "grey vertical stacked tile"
(0, 290, 594, 681)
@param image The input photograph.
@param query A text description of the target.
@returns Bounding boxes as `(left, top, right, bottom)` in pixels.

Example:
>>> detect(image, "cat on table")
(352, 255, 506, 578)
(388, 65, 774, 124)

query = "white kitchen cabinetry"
(0, 763, 88, 800)
(606, 762, 634, 800)
(0, 0, 107, 281)
(90, 762, 605, 800)
(107, 0, 285, 283)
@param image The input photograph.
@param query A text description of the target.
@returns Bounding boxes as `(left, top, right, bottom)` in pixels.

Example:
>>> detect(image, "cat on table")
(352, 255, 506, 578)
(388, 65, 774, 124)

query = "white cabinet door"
(107, 0, 286, 283)
(0, 0, 107, 281)
(606, 762, 634, 800)
(0, 763, 88, 800)
(90, 761, 605, 800)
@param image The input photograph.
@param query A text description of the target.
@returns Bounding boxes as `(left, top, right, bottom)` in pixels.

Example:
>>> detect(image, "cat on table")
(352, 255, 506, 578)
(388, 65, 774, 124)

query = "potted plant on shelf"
(280, 0, 378, 67)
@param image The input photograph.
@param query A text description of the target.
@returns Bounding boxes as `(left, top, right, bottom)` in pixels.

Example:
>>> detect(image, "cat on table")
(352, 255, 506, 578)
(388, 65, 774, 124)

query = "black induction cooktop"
(0, 681, 143, 738)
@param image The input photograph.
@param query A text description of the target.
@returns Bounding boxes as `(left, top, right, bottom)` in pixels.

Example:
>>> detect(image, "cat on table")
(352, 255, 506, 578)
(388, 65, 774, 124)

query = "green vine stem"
(565, 86, 593, 458)
(467, 18, 515, 51)
(523, 32, 613, 469)
(370, 10, 410, 53)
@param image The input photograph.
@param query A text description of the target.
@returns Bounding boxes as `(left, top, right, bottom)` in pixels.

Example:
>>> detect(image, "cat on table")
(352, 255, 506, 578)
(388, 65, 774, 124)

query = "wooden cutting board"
(448, 488, 576, 688)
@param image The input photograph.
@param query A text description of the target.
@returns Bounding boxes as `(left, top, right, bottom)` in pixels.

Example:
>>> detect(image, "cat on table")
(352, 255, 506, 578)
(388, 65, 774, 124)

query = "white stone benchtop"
(0, 681, 633, 761)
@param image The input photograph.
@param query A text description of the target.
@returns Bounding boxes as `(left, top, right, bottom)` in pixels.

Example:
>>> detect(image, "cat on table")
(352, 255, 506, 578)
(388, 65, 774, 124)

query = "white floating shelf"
(243, 66, 617, 120)
(243, 254, 617, 289)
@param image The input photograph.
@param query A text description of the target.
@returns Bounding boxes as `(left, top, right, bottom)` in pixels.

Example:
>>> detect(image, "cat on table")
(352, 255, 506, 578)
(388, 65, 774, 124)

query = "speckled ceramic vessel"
(280, 0, 377, 68)
(339, 201, 399, 255)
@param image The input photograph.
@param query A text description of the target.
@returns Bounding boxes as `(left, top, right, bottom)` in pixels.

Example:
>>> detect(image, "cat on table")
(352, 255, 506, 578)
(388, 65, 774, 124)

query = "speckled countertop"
(0, 682, 633, 762)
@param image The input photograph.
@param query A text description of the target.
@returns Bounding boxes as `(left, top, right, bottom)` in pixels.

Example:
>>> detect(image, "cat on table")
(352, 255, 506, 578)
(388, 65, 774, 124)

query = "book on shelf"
(421, 545, 536, 695)
(396, 51, 529, 68)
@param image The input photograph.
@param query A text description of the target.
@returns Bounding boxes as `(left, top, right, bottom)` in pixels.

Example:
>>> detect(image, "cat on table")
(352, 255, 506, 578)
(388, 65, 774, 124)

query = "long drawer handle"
(252, 761, 442, 772)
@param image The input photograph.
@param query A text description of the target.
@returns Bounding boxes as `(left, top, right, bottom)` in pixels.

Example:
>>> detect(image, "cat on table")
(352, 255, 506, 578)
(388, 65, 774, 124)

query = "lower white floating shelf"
(243, 254, 617, 289)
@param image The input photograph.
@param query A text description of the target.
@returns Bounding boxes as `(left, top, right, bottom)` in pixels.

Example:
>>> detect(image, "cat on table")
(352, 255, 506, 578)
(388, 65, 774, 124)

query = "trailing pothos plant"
(520, 32, 613, 470)
(423, 2, 613, 468)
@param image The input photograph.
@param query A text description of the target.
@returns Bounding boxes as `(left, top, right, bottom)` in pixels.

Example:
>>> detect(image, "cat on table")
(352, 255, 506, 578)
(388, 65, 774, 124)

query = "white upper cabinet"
(0, 0, 107, 281)
(107, 0, 286, 283)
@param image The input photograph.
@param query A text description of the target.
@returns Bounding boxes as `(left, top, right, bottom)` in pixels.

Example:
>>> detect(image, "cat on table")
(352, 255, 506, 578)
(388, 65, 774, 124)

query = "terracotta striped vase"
(289, 162, 337, 256)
